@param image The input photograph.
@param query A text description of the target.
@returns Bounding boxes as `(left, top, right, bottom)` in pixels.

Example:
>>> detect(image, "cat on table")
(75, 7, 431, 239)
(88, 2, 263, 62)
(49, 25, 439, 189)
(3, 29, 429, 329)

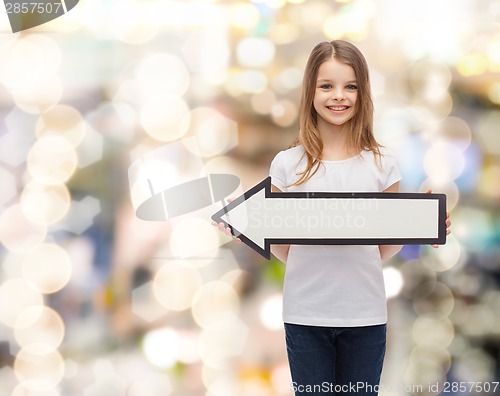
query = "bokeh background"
(0, 0, 499, 395)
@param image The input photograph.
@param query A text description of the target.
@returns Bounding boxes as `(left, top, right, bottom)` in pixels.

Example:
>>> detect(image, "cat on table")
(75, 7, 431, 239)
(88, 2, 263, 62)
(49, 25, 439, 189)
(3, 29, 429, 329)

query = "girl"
(216, 40, 450, 395)
(269, 39, 395, 396)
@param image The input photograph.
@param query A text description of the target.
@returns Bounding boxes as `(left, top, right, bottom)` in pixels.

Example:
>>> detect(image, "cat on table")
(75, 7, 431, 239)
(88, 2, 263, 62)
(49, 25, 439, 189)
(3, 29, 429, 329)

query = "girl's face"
(313, 58, 358, 129)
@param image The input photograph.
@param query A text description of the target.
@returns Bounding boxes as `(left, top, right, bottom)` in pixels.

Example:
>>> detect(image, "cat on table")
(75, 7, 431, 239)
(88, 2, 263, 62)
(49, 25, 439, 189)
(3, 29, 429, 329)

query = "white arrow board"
(211, 177, 447, 259)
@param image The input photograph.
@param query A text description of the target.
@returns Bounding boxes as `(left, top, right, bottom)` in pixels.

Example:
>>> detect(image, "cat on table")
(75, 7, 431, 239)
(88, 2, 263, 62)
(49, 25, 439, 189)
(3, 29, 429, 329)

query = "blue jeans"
(285, 323, 386, 396)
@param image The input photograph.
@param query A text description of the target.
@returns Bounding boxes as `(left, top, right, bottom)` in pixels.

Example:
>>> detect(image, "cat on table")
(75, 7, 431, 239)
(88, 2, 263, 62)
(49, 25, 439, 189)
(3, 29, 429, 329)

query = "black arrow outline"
(212, 177, 447, 259)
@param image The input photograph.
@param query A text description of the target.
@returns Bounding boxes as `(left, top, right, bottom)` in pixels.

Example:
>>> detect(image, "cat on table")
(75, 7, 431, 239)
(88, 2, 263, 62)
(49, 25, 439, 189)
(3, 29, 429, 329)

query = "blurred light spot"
(198, 316, 248, 369)
(128, 372, 173, 396)
(458, 304, 495, 338)
(59, 196, 101, 235)
(204, 156, 244, 180)
(12, 384, 60, 396)
(412, 91, 453, 120)
(128, 138, 204, 217)
(370, 69, 385, 98)
(0, 166, 16, 208)
(220, 269, 246, 289)
(487, 82, 500, 105)
(153, 263, 202, 311)
(374, 108, 412, 149)
(87, 102, 137, 143)
(35, 105, 86, 148)
(410, 106, 438, 126)
(136, 53, 190, 97)
(229, 3, 260, 29)
(425, 234, 462, 272)
(271, 100, 298, 127)
(487, 33, 500, 65)
(423, 142, 464, 183)
(412, 314, 454, 348)
(27, 136, 77, 185)
(22, 244, 72, 294)
(0, 36, 60, 95)
(169, 217, 220, 258)
(142, 327, 180, 369)
(14, 344, 65, 391)
(399, 260, 436, 299)
(236, 70, 268, 93)
(140, 94, 190, 142)
(84, 359, 127, 396)
(452, 273, 481, 298)
(21, 182, 71, 226)
(236, 37, 276, 67)
(409, 61, 451, 101)
(13, 75, 63, 114)
(0, 121, 35, 168)
(406, 345, 451, 385)
(418, 179, 459, 211)
(0, 279, 44, 327)
(75, 125, 104, 168)
(268, 23, 300, 44)
(177, 330, 200, 364)
(14, 306, 65, 351)
(412, 282, 454, 318)
(186, 107, 238, 157)
(253, 0, 286, 8)
(0, 204, 47, 253)
(476, 111, 500, 156)
(110, 1, 159, 44)
(131, 281, 169, 323)
(203, 365, 239, 394)
(454, 348, 494, 382)
(383, 267, 404, 299)
(259, 294, 283, 330)
(192, 281, 240, 328)
(274, 67, 303, 93)
(432, 116, 471, 151)
(454, 142, 483, 192)
(456, 53, 488, 76)
(251, 89, 277, 115)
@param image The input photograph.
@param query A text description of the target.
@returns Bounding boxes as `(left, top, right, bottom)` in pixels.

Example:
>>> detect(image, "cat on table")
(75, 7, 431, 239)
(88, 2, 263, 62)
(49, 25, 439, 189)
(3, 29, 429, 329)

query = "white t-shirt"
(269, 145, 401, 327)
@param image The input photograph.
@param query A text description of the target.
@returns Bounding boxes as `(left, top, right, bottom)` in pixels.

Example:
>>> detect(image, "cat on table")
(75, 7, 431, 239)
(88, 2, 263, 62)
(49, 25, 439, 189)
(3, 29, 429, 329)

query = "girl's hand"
(211, 198, 241, 243)
(425, 189, 451, 248)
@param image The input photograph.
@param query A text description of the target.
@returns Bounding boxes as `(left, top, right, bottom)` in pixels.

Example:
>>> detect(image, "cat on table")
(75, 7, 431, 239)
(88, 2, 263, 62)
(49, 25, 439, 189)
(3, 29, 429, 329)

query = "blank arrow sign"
(211, 177, 447, 259)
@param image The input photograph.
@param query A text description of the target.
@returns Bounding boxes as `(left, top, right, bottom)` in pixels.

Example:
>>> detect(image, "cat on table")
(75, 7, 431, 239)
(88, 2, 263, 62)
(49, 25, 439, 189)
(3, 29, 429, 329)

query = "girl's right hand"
(211, 198, 241, 243)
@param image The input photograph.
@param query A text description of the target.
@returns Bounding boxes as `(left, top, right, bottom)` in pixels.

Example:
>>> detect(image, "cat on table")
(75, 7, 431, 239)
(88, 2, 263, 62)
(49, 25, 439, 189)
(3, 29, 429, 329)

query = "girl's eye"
(347, 85, 358, 90)
(320, 84, 332, 89)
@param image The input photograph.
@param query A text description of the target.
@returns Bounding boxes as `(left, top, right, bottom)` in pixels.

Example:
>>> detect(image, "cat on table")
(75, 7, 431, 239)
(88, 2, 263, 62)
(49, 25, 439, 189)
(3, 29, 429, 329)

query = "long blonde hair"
(291, 40, 382, 186)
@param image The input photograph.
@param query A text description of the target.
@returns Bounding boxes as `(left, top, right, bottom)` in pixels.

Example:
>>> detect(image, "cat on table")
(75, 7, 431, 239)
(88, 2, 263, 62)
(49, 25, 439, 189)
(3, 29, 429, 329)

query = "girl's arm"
(270, 184, 290, 263)
(379, 181, 403, 261)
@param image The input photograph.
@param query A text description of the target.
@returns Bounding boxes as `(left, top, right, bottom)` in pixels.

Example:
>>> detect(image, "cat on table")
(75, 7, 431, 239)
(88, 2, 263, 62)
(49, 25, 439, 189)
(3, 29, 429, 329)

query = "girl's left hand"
(425, 189, 451, 248)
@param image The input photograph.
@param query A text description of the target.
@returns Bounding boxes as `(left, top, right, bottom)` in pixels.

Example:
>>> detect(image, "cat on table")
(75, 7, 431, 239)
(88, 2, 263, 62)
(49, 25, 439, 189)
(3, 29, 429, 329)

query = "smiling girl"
(268, 39, 396, 396)
(216, 39, 450, 395)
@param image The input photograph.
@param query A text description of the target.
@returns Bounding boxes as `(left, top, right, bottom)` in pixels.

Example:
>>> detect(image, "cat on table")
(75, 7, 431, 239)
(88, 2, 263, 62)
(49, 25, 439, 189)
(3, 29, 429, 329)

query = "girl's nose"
(332, 88, 345, 101)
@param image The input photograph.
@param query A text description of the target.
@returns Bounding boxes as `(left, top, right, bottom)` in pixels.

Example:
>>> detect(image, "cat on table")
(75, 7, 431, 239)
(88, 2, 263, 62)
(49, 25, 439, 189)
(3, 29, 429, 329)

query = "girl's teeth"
(329, 106, 347, 111)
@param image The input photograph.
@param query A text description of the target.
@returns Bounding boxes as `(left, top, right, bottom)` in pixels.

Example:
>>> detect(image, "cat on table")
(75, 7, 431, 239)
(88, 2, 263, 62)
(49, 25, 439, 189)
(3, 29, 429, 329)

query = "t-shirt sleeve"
(382, 150, 402, 190)
(269, 151, 287, 191)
